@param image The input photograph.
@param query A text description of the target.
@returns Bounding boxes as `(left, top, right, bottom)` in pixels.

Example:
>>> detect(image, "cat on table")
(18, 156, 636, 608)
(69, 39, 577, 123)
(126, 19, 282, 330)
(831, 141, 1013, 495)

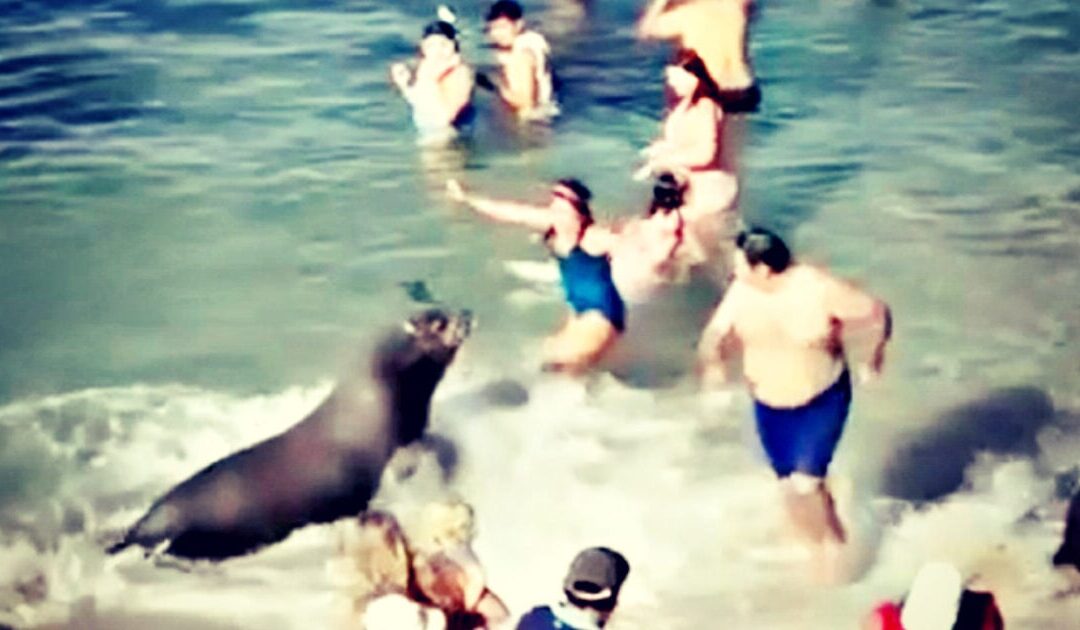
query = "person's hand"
(390, 63, 411, 90)
(632, 163, 654, 181)
(855, 362, 881, 385)
(436, 4, 457, 23)
(446, 179, 467, 203)
(696, 360, 728, 390)
(856, 345, 886, 385)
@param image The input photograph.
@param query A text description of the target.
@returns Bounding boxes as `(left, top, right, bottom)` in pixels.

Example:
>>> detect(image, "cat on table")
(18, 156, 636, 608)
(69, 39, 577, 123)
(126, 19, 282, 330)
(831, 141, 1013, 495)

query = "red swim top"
(869, 592, 1004, 630)
(871, 602, 904, 630)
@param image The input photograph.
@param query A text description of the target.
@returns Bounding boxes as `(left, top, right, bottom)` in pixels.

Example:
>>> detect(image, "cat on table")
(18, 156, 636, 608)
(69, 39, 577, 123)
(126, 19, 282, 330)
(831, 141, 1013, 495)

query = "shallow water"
(1, 0, 1078, 628)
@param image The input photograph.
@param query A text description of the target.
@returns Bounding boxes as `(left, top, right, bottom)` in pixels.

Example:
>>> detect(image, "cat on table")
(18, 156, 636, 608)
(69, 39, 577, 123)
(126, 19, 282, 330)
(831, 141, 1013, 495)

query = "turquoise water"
(1, 1, 1078, 628)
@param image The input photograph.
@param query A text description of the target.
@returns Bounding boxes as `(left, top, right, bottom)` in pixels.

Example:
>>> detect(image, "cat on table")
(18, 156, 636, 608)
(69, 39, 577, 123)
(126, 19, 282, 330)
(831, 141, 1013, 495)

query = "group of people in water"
(348, 1, 1078, 628)
(390, 0, 558, 139)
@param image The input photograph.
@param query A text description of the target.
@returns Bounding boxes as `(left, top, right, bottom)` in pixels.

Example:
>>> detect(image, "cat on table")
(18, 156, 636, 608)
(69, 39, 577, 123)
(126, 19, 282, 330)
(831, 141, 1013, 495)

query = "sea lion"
(107, 308, 472, 561)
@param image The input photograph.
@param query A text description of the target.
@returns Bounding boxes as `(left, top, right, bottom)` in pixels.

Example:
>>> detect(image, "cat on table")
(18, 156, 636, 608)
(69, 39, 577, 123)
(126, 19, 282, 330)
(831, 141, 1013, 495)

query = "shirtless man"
(482, 1, 558, 119)
(638, 0, 760, 115)
(696, 228, 891, 555)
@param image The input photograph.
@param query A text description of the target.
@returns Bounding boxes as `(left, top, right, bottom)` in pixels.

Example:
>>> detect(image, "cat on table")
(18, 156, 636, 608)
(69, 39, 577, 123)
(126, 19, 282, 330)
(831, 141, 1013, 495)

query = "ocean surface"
(1, 0, 1078, 628)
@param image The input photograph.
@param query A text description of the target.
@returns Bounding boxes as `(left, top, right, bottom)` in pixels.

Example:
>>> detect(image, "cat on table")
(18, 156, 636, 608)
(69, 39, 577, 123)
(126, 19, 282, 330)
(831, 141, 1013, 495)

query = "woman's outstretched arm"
(447, 179, 551, 231)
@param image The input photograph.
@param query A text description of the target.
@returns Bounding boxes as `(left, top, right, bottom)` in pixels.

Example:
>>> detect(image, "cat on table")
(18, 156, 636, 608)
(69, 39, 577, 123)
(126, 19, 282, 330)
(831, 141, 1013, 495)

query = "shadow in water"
(880, 386, 1074, 502)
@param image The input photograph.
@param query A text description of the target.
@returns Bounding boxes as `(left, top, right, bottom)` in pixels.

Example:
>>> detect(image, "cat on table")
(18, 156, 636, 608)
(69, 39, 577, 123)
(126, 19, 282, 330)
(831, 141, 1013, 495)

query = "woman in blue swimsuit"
(446, 177, 624, 373)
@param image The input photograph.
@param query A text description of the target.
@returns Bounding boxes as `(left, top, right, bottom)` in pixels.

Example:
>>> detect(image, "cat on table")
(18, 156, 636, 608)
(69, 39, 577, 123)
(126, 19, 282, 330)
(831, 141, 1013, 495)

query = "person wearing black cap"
(390, 15, 475, 139)
(516, 547, 630, 630)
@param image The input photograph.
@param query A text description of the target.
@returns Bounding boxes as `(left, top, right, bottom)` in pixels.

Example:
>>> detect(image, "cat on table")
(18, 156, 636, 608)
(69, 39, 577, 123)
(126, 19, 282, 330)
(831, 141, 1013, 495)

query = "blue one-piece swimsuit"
(556, 246, 626, 332)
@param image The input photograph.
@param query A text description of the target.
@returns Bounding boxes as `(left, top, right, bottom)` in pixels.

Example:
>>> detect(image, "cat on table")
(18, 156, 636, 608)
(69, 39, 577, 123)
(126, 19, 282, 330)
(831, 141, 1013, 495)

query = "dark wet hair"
(423, 20, 459, 49)
(546, 178, 594, 243)
(486, 0, 524, 21)
(555, 178, 594, 222)
(649, 172, 686, 215)
(736, 227, 792, 273)
(671, 49, 722, 104)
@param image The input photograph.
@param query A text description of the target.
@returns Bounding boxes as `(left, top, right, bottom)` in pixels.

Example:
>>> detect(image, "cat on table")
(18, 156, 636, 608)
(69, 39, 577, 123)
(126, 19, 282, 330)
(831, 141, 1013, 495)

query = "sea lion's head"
(402, 308, 473, 365)
(375, 309, 472, 446)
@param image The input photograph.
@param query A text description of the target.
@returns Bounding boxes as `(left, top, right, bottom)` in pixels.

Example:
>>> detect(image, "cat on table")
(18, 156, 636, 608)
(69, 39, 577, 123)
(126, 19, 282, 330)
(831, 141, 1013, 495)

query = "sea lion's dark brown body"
(108, 309, 471, 560)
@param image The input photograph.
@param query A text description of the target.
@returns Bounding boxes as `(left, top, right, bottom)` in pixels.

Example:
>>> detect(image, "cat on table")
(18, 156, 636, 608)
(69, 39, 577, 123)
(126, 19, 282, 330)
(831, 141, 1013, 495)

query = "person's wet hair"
(486, 0, 524, 22)
(672, 49, 723, 104)
(358, 511, 408, 550)
(649, 172, 686, 215)
(346, 511, 412, 601)
(736, 227, 792, 273)
(554, 178, 594, 225)
(422, 20, 459, 50)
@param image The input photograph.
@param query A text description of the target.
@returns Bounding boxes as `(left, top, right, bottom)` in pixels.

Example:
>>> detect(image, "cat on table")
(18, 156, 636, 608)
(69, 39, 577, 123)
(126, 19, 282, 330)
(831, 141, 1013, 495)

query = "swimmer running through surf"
(696, 228, 892, 563)
(447, 177, 623, 373)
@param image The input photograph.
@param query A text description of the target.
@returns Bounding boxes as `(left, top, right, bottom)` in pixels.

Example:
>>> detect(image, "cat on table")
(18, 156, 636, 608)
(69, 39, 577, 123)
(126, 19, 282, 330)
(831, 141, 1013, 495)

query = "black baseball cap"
(562, 547, 630, 611)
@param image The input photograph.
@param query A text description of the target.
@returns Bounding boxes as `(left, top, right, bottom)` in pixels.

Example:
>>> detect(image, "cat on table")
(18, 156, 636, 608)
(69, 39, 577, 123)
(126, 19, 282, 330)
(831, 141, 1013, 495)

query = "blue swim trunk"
(753, 369, 852, 478)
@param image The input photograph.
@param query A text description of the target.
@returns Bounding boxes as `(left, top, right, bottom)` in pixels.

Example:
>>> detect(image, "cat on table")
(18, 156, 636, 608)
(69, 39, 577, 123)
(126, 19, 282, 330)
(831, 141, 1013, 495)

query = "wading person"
(481, 0, 559, 119)
(447, 178, 623, 374)
(696, 228, 892, 569)
(391, 19, 475, 141)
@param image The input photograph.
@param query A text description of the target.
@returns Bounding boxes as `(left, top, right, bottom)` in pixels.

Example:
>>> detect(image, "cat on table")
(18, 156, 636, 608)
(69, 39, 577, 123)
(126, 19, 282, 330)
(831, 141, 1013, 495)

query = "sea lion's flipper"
(399, 280, 438, 304)
(106, 536, 133, 555)
(106, 497, 185, 556)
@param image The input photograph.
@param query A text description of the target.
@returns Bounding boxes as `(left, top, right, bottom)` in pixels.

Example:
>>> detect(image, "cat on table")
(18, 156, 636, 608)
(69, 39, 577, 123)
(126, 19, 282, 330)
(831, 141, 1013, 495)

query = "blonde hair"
(414, 498, 476, 552)
(413, 546, 488, 612)
(339, 511, 412, 603)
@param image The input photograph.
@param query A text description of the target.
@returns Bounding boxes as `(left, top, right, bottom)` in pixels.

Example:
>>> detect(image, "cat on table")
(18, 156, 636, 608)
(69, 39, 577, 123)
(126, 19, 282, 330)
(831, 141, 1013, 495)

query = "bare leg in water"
(781, 473, 846, 544)
(542, 311, 619, 374)
(781, 473, 848, 583)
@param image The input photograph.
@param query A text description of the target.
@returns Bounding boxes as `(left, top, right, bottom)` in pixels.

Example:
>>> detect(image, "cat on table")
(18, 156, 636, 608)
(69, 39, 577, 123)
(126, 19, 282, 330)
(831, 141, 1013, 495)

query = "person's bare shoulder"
(794, 262, 838, 286)
(581, 225, 618, 252)
(721, 278, 749, 310)
(511, 44, 539, 68)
